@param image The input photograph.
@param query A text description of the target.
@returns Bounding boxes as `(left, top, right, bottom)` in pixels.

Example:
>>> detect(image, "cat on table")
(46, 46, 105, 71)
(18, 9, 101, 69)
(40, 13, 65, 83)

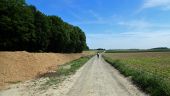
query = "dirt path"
(0, 55, 147, 96)
(66, 55, 147, 96)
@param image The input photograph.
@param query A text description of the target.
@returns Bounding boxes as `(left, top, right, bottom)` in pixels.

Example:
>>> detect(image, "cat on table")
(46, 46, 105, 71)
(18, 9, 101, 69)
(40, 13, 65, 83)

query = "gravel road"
(66, 55, 147, 96)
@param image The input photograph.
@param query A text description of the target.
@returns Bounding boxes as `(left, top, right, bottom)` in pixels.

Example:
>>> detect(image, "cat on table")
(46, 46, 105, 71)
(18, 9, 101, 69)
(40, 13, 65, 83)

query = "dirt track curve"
(0, 55, 147, 96)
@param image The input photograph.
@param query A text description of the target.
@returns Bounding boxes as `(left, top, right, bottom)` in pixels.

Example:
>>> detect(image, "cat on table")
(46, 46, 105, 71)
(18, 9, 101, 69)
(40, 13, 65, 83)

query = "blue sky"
(26, 0, 170, 49)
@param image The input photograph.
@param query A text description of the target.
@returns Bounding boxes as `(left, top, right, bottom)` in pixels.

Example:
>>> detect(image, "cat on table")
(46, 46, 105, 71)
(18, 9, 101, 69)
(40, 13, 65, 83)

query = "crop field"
(104, 52, 170, 96)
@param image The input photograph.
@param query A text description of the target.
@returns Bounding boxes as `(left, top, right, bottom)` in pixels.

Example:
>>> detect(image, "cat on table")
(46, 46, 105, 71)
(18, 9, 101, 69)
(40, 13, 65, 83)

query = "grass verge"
(40, 55, 92, 89)
(103, 55, 170, 96)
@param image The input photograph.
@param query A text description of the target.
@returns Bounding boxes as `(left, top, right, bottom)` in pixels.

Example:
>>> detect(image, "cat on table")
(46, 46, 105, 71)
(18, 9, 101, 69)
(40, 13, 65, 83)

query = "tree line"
(0, 0, 89, 53)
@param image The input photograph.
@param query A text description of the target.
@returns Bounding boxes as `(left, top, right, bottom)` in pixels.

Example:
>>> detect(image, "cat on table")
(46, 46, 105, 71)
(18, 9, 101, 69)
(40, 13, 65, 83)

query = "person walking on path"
(97, 52, 99, 58)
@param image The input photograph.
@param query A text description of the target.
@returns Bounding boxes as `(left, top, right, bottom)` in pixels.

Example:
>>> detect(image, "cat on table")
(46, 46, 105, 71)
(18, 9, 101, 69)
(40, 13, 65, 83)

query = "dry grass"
(0, 51, 94, 89)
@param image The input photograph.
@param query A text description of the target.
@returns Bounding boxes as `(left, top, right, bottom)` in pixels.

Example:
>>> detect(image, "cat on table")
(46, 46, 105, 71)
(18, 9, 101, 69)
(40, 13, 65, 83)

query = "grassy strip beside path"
(40, 55, 92, 89)
(103, 55, 170, 96)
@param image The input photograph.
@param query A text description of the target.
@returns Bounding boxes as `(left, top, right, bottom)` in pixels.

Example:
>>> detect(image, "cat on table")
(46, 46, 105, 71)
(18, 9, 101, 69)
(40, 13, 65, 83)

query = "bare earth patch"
(0, 51, 93, 90)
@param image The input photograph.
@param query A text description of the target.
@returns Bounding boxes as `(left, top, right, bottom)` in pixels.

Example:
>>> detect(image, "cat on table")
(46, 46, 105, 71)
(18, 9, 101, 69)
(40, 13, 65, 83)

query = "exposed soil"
(0, 51, 92, 89)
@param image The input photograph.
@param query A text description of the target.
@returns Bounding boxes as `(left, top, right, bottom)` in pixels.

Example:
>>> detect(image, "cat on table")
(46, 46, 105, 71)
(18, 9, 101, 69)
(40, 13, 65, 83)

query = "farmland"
(104, 52, 170, 96)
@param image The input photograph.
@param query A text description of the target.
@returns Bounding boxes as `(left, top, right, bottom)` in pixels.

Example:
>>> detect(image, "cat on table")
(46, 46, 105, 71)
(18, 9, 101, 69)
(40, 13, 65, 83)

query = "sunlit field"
(104, 52, 170, 96)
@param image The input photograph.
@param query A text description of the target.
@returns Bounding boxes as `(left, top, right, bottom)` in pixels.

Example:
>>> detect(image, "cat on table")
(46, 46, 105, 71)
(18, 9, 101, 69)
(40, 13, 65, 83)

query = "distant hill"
(106, 47, 170, 53)
(150, 47, 169, 50)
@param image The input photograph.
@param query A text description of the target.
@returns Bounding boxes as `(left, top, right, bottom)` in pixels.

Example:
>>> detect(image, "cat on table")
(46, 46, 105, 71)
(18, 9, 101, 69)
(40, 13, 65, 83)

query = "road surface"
(66, 55, 146, 96)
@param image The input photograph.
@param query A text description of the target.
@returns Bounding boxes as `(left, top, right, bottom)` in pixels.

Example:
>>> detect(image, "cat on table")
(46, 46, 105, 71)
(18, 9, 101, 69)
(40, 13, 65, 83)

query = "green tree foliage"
(0, 0, 88, 53)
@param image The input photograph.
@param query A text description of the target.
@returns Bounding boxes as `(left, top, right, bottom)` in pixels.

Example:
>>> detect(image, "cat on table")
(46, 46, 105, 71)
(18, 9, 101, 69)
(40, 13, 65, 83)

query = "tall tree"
(0, 0, 89, 52)
(34, 11, 50, 51)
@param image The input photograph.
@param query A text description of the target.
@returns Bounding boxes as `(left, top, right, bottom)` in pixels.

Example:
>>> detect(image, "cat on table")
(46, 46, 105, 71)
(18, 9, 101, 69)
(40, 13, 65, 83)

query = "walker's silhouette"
(97, 53, 99, 58)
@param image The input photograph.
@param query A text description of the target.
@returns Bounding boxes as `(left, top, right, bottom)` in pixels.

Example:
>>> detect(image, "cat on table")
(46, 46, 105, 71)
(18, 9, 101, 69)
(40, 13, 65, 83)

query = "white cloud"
(118, 20, 170, 31)
(72, 10, 119, 25)
(83, 18, 170, 49)
(142, 0, 170, 10)
(88, 10, 103, 21)
(87, 31, 170, 49)
(118, 20, 152, 30)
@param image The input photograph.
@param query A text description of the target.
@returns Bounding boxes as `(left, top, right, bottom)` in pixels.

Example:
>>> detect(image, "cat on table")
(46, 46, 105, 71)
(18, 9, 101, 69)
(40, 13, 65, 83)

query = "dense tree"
(0, 0, 29, 50)
(34, 11, 50, 51)
(0, 0, 88, 52)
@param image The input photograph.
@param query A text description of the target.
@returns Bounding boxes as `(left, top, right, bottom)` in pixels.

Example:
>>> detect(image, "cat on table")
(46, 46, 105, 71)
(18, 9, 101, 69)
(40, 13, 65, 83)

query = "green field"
(103, 52, 170, 96)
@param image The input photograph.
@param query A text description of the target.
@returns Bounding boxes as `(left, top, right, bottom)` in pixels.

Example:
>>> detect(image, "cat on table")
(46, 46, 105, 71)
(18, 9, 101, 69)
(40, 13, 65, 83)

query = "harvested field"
(0, 51, 94, 90)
